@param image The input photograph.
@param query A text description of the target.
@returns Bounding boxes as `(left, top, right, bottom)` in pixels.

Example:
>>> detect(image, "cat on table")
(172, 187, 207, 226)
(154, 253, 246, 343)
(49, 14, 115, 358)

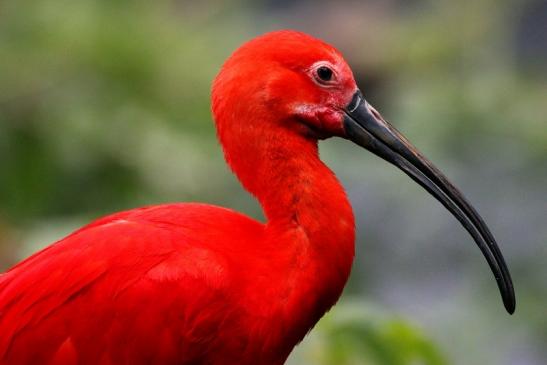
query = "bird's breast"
(230, 222, 354, 363)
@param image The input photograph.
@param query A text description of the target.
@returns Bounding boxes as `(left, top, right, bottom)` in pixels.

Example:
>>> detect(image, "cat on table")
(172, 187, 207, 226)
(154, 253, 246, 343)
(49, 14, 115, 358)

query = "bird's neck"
(220, 123, 355, 360)
(226, 125, 355, 247)
(227, 124, 355, 297)
(259, 136, 355, 247)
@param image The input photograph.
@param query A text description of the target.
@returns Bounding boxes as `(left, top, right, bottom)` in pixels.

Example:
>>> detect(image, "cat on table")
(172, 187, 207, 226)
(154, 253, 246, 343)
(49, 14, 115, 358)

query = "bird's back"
(0, 203, 264, 365)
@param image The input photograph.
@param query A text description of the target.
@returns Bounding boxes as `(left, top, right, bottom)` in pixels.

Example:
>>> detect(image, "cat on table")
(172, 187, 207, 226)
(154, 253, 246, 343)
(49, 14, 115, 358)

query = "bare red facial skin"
(292, 105, 346, 139)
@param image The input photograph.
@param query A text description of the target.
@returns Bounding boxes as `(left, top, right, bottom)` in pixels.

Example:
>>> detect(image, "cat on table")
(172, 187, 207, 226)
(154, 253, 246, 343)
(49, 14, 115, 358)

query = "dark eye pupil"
(317, 66, 333, 82)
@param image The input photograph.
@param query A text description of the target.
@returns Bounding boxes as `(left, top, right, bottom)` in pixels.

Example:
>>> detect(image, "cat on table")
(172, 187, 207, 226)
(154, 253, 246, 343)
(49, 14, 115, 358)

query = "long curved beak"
(343, 90, 515, 314)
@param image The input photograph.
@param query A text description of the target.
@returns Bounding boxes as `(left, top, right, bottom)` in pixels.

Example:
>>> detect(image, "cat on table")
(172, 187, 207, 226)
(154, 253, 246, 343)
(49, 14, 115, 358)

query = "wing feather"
(0, 204, 256, 365)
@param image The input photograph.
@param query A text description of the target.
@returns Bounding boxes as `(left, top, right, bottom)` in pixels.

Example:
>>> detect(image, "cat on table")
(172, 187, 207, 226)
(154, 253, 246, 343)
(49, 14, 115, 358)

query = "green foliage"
(0, 0, 243, 222)
(289, 302, 447, 365)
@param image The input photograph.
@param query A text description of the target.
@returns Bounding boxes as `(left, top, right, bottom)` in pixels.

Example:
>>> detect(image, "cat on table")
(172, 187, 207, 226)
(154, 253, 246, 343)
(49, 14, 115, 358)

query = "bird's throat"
(218, 117, 356, 361)
(251, 135, 356, 359)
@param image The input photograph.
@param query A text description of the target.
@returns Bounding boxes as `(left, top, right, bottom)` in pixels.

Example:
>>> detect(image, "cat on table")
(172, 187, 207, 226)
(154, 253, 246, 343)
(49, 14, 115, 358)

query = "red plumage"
(1, 28, 357, 365)
(0, 28, 515, 365)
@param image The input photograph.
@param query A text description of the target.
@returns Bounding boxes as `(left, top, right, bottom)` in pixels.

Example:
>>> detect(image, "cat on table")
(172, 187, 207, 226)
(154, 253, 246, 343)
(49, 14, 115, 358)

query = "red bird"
(0, 31, 514, 365)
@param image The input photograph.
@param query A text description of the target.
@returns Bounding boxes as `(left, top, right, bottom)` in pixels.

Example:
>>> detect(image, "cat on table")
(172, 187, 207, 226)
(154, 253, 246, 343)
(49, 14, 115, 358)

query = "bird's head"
(212, 30, 356, 140)
(211, 30, 515, 314)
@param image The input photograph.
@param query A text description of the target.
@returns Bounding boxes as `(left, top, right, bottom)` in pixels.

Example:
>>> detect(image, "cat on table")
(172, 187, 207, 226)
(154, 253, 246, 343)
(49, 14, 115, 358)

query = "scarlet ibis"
(0, 30, 514, 365)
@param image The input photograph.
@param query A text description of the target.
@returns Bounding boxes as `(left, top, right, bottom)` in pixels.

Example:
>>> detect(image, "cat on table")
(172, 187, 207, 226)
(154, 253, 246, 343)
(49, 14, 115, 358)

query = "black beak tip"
(344, 89, 517, 316)
(504, 290, 516, 315)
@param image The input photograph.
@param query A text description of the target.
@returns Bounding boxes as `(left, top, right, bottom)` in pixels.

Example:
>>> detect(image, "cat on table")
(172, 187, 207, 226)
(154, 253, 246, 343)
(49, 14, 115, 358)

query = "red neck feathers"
(212, 33, 356, 349)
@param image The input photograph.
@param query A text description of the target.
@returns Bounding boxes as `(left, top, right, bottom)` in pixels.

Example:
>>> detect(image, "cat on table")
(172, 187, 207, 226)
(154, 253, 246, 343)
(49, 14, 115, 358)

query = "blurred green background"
(1, 0, 546, 364)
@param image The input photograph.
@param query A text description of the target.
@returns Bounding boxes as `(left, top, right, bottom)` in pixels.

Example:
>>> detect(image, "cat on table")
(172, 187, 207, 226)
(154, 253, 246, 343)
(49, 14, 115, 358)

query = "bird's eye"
(316, 66, 334, 83)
